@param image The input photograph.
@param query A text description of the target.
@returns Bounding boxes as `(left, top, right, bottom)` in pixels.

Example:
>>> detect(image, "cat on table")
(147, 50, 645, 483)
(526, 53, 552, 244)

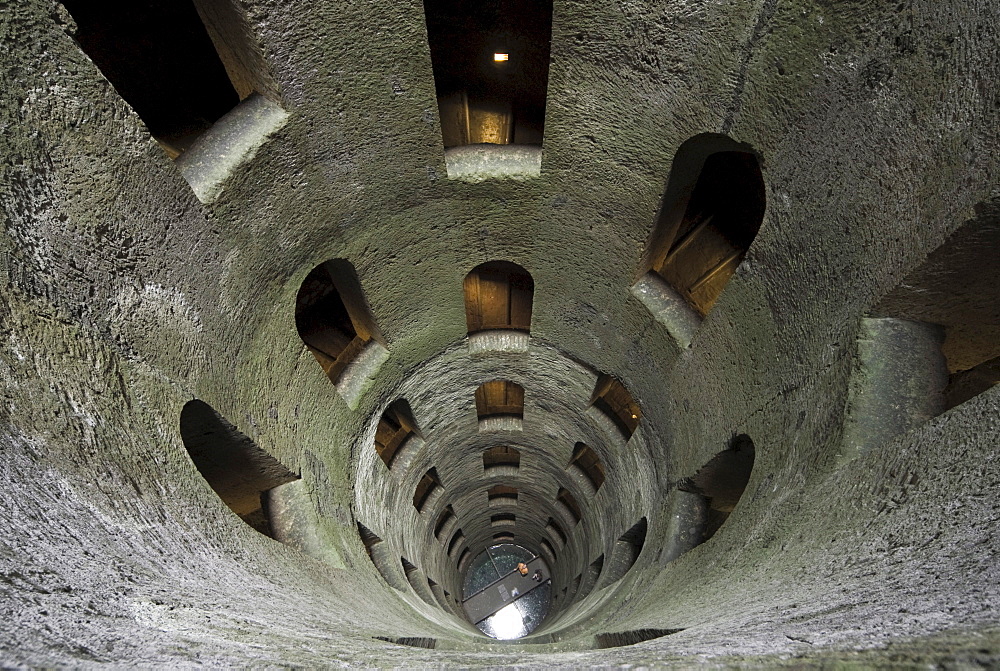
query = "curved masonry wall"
(2, 0, 1000, 666)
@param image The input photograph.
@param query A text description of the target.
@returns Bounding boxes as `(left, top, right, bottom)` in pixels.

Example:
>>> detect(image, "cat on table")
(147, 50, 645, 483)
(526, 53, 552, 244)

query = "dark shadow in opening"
(413, 468, 443, 512)
(179, 400, 298, 537)
(488, 484, 518, 505)
(401, 557, 436, 606)
(595, 628, 685, 649)
(295, 259, 384, 385)
(475, 379, 525, 420)
(375, 399, 421, 469)
(374, 636, 437, 649)
(556, 487, 582, 525)
(59, 0, 239, 157)
(483, 446, 521, 471)
(434, 505, 456, 540)
(448, 528, 466, 557)
(591, 374, 641, 440)
(602, 517, 648, 585)
(577, 554, 604, 599)
(545, 517, 567, 546)
(568, 442, 605, 492)
(457, 548, 472, 572)
(356, 522, 407, 591)
(539, 537, 556, 561)
(679, 434, 756, 542)
(464, 261, 534, 334)
(423, 0, 552, 147)
(871, 200, 1000, 412)
(639, 134, 766, 317)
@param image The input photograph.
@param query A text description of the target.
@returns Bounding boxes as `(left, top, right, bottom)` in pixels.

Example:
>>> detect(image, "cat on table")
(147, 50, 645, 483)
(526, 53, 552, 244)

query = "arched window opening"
(401, 557, 436, 606)
(375, 635, 437, 649)
(487, 484, 519, 505)
(651, 152, 764, 316)
(427, 578, 451, 613)
(568, 442, 605, 492)
(493, 532, 515, 542)
(475, 380, 525, 420)
(871, 206, 1000, 412)
(413, 468, 443, 512)
(491, 512, 516, 527)
(603, 518, 648, 585)
(539, 538, 557, 562)
(556, 487, 582, 525)
(679, 434, 756, 543)
(483, 446, 521, 473)
(464, 261, 534, 334)
(357, 521, 381, 548)
(578, 554, 604, 599)
(296, 259, 384, 386)
(356, 522, 407, 591)
(591, 375, 641, 440)
(595, 628, 685, 649)
(457, 548, 472, 571)
(59, 0, 273, 159)
(423, 0, 552, 147)
(434, 505, 456, 540)
(946, 356, 1000, 410)
(638, 135, 766, 319)
(545, 518, 567, 546)
(374, 399, 421, 469)
(448, 529, 466, 557)
(179, 400, 298, 537)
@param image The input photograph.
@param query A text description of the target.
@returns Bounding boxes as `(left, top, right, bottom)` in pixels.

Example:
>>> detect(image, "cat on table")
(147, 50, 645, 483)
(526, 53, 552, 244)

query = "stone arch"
(374, 399, 421, 470)
(179, 400, 298, 537)
(475, 379, 525, 420)
(679, 434, 757, 545)
(423, 0, 553, 147)
(602, 517, 647, 586)
(464, 261, 534, 334)
(295, 258, 384, 385)
(638, 134, 766, 318)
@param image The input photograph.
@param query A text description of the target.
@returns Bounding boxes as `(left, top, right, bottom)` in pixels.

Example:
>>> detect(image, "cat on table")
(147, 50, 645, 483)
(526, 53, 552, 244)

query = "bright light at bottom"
(489, 603, 524, 640)
(494, 53, 509, 62)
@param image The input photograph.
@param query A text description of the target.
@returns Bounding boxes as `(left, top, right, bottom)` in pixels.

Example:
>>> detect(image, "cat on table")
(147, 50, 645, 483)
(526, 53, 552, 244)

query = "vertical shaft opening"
(423, 0, 553, 147)
(61, 0, 240, 157)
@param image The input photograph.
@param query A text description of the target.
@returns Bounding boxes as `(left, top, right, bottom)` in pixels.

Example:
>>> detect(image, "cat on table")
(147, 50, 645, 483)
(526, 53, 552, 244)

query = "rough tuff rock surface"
(2, 0, 1000, 667)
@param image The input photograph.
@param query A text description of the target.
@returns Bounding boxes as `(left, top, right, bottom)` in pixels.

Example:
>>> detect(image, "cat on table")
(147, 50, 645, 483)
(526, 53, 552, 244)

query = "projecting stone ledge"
(176, 93, 288, 203)
(631, 272, 701, 349)
(468, 330, 530, 354)
(444, 144, 542, 182)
